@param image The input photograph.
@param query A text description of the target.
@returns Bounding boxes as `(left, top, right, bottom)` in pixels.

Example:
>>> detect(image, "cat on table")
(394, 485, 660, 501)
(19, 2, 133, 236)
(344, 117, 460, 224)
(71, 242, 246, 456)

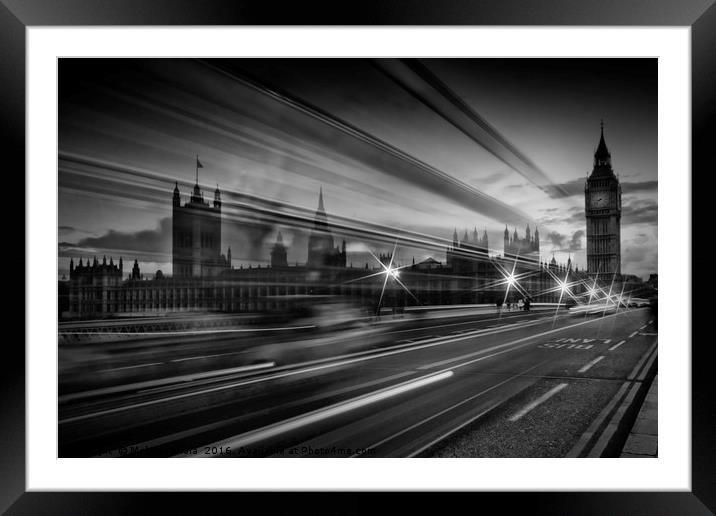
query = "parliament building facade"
(64, 127, 636, 319)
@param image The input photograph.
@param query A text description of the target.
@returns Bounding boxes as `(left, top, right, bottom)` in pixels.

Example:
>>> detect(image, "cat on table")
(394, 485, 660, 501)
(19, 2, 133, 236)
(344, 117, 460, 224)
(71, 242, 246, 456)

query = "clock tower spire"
(585, 121, 622, 276)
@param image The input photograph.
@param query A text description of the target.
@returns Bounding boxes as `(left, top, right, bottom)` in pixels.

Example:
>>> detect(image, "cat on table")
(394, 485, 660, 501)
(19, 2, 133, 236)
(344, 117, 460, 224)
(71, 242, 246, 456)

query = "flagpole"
(195, 154, 199, 185)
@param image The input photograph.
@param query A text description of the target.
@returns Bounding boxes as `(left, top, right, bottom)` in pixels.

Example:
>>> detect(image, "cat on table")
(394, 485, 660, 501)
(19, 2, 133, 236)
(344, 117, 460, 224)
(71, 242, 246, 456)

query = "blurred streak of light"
(199, 59, 533, 228)
(70, 82, 429, 213)
(198, 370, 454, 454)
(372, 59, 571, 201)
(59, 153, 517, 261)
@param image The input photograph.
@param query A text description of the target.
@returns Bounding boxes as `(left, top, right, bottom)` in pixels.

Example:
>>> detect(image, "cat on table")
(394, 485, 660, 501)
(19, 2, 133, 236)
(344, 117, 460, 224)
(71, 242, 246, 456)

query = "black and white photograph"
(56, 57, 660, 459)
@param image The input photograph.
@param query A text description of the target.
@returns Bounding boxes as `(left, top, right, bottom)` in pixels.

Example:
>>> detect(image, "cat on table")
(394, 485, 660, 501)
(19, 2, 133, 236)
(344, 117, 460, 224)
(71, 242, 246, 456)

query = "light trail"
(193, 370, 455, 455)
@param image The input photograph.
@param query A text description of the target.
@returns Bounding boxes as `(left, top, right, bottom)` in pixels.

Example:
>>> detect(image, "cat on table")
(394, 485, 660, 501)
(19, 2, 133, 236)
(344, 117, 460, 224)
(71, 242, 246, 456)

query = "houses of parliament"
(63, 125, 638, 318)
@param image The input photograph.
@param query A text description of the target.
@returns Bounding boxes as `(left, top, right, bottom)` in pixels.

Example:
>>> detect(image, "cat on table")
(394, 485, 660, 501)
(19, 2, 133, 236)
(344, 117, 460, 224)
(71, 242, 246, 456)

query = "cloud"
(71, 217, 172, 256)
(542, 179, 658, 199)
(547, 229, 584, 252)
(542, 179, 584, 198)
(539, 206, 585, 226)
(623, 181, 658, 194)
(621, 198, 658, 225)
(622, 245, 657, 274)
(546, 231, 566, 248)
(58, 205, 286, 265)
(537, 195, 657, 231)
(481, 169, 512, 184)
(568, 229, 584, 251)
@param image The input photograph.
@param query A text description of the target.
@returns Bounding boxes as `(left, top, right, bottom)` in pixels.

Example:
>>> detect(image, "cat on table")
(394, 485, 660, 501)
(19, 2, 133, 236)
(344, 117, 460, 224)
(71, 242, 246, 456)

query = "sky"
(58, 58, 657, 280)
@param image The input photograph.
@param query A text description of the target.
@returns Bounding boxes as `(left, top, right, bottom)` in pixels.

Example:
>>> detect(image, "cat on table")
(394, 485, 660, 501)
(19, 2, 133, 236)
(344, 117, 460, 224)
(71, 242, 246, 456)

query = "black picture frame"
(5, 1, 710, 513)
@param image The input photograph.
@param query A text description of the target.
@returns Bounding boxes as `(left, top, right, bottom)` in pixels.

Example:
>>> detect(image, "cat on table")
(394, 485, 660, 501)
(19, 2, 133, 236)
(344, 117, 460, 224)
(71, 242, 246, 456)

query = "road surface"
(58, 307, 657, 457)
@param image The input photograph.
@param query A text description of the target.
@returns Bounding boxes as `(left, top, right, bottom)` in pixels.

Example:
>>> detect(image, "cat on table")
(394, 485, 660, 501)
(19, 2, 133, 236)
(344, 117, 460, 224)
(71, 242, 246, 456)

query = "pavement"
(620, 374, 658, 458)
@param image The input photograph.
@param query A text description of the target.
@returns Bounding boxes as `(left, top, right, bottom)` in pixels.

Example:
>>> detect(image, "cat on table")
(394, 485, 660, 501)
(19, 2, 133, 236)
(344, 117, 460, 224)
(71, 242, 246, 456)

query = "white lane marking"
(578, 356, 605, 374)
(101, 370, 417, 456)
(407, 403, 502, 458)
(567, 380, 631, 457)
(98, 362, 163, 373)
(356, 360, 548, 457)
(636, 344, 658, 382)
(418, 312, 624, 371)
(59, 362, 276, 405)
(648, 320, 653, 324)
(568, 341, 658, 457)
(508, 383, 568, 422)
(639, 332, 658, 336)
(627, 341, 658, 381)
(628, 331, 638, 338)
(192, 371, 454, 455)
(608, 340, 626, 351)
(639, 325, 648, 330)
(59, 320, 546, 422)
(59, 325, 316, 336)
(603, 339, 611, 344)
(589, 347, 659, 457)
(61, 310, 629, 424)
(419, 340, 531, 370)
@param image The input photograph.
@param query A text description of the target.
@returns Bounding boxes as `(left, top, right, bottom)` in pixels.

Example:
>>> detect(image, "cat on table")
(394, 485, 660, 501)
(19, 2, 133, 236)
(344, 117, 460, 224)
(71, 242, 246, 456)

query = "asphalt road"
(58, 307, 657, 458)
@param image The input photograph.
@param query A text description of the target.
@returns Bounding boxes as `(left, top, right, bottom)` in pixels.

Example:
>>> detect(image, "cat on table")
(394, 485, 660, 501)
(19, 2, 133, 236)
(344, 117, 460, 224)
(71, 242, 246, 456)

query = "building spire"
(173, 181, 181, 207)
(311, 186, 329, 234)
(195, 154, 202, 185)
(192, 155, 204, 201)
(213, 183, 221, 209)
(317, 186, 325, 213)
(594, 120, 611, 166)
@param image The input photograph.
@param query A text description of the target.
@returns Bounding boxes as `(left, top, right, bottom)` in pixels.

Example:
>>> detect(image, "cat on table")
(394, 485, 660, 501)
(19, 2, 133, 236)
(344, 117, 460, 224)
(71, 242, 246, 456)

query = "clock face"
(590, 192, 608, 208)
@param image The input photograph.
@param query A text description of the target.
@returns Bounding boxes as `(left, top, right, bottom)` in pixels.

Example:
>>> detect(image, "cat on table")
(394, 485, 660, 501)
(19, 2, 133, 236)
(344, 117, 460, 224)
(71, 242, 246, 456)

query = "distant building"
(503, 224, 539, 260)
(172, 172, 230, 278)
(65, 157, 613, 319)
(306, 187, 346, 269)
(68, 256, 124, 315)
(586, 122, 622, 276)
(66, 180, 351, 318)
(446, 227, 489, 272)
(270, 231, 288, 269)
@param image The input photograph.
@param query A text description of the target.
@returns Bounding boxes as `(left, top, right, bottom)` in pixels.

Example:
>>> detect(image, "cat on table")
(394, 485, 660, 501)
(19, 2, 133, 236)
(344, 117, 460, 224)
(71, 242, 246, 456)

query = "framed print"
(4, 0, 711, 513)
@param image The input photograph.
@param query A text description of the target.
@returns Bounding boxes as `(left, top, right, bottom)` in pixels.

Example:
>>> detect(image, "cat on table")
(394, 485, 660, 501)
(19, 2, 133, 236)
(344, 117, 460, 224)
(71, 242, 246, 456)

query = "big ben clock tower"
(585, 122, 622, 276)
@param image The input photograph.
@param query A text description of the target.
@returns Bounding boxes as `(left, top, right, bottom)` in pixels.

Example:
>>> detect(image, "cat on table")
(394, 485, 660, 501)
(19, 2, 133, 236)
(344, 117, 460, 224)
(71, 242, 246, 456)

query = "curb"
(620, 375, 658, 457)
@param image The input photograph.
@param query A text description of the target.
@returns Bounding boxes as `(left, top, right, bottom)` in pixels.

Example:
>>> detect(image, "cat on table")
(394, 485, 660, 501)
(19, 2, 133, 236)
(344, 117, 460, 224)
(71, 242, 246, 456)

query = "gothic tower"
(270, 231, 288, 268)
(585, 122, 622, 276)
(306, 187, 346, 268)
(172, 157, 223, 278)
